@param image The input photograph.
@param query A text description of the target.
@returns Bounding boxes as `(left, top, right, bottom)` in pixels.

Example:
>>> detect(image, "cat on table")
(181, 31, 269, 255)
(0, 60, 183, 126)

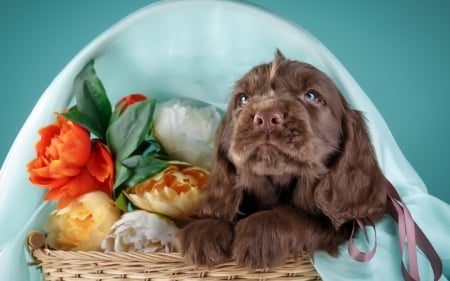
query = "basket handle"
(26, 231, 47, 250)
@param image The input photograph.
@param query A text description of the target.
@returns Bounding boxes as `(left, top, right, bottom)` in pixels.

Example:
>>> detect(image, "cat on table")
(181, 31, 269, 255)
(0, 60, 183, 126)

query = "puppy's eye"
(305, 91, 317, 101)
(303, 90, 324, 104)
(237, 93, 249, 107)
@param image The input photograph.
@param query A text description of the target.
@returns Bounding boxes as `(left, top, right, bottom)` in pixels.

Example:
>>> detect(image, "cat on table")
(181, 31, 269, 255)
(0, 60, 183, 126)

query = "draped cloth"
(0, 1, 448, 280)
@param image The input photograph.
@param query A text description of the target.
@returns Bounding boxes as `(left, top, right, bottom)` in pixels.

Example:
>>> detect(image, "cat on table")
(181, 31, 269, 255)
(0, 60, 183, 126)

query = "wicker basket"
(27, 231, 321, 281)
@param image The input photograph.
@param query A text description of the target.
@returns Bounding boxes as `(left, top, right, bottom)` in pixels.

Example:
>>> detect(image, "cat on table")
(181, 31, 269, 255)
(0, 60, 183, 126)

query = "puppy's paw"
(175, 218, 233, 266)
(233, 210, 296, 269)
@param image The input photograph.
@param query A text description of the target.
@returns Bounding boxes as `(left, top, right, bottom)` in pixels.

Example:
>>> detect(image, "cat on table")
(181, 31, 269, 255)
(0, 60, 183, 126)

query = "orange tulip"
(27, 114, 114, 209)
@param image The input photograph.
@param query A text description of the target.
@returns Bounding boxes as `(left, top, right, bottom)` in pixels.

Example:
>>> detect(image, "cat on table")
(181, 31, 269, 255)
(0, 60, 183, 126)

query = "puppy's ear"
(314, 108, 387, 229)
(198, 112, 242, 221)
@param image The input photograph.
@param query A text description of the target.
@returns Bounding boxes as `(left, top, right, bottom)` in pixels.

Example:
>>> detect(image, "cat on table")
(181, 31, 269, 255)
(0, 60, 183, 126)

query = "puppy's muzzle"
(253, 109, 284, 133)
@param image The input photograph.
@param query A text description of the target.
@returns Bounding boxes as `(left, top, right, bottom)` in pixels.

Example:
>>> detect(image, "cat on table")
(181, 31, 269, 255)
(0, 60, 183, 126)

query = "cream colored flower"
(153, 99, 221, 169)
(44, 191, 121, 251)
(125, 161, 209, 219)
(101, 210, 178, 253)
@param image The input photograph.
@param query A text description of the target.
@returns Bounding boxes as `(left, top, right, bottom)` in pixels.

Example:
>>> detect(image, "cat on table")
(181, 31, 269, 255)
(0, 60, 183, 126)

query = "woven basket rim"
(27, 231, 322, 281)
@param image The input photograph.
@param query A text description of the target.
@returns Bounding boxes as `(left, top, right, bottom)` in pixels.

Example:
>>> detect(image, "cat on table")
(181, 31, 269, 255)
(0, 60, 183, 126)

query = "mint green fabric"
(0, 1, 448, 280)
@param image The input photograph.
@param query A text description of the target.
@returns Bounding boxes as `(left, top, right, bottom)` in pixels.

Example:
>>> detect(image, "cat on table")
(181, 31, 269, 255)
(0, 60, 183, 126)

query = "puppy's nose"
(253, 109, 283, 131)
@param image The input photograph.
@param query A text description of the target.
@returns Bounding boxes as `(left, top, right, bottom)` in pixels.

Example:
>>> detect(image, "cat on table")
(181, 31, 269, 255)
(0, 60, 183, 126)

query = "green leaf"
(72, 60, 112, 140)
(106, 99, 155, 161)
(109, 103, 125, 125)
(122, 155, 168, 186)
(115, 191, 131, 212)
(61, 106, 104, 139)
(113, 162, 132, 191)
(142, 133, 167, 156)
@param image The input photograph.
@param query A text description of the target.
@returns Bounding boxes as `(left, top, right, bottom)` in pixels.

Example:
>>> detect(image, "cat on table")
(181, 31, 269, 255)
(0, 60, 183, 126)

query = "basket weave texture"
(28, 232, 321, 281)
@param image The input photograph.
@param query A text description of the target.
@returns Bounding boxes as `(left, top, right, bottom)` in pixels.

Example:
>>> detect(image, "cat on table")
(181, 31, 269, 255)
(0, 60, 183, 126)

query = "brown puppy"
(175, 51, 388, 269)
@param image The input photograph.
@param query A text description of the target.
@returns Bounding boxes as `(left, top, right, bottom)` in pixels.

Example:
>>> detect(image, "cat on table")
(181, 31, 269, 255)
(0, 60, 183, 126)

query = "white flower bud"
(101, 210, 179, 253)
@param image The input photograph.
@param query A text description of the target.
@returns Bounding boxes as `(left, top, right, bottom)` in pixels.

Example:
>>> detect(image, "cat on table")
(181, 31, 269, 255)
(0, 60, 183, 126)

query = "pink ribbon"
(348, 218, 376, 262)
(348, 183, 442, 281)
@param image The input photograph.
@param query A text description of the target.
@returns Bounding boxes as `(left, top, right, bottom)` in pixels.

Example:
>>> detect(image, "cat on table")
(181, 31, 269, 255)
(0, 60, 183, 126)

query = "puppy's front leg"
(233, 207, 306, 269)
(175, 218, 234, 266)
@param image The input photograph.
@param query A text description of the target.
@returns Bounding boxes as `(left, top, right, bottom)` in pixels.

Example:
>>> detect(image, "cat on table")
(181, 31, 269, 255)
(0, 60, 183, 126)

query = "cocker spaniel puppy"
(175, 51, 388, 269)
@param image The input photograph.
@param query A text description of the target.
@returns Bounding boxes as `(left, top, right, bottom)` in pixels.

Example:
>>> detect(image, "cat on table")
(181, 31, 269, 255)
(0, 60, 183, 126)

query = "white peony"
(101, 210, 179, 253)
(153, 99, 221, 169)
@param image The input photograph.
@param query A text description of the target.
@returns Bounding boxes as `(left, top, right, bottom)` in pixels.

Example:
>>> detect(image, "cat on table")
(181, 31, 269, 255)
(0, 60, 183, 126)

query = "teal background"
(0, 0, 449, 204)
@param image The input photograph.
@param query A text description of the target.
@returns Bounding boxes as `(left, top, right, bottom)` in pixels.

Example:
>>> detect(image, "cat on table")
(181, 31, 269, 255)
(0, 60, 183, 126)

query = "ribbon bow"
(348, 183, 443, 281)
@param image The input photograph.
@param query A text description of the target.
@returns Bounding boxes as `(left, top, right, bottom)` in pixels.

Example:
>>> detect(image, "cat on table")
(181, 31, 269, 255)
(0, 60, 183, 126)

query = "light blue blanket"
(0, 1, 448, 280)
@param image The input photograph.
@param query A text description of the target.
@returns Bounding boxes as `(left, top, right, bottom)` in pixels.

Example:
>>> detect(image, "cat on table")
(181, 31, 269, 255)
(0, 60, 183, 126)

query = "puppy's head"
(225, 51, 344, 180)
(212, 51, 387, 227)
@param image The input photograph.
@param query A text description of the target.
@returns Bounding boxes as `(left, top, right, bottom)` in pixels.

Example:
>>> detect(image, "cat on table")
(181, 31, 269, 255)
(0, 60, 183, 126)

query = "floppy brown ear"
(314, 108, 387, 229)
(197, 111, 243, 221)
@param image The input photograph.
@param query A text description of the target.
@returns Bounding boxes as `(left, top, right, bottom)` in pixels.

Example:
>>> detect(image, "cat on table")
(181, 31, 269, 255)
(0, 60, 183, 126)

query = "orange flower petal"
(27, 159, 71, 188)
(30, 174, 69, 189)
(47, 159, 83, 177)
(115, 93, 147, 114)
(41, 152, 113, 210)
(182, 167, 210, 188)
(56, 116, 91, 167)
(51, 169, 104, 210)
(171, 182, 191, 194)
(36, 124, 61, 156)
(86, 141, 114, 189)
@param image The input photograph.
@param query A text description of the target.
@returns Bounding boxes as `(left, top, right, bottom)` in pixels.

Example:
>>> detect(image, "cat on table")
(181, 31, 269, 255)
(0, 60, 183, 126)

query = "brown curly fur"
(175, 51, 388, 269)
